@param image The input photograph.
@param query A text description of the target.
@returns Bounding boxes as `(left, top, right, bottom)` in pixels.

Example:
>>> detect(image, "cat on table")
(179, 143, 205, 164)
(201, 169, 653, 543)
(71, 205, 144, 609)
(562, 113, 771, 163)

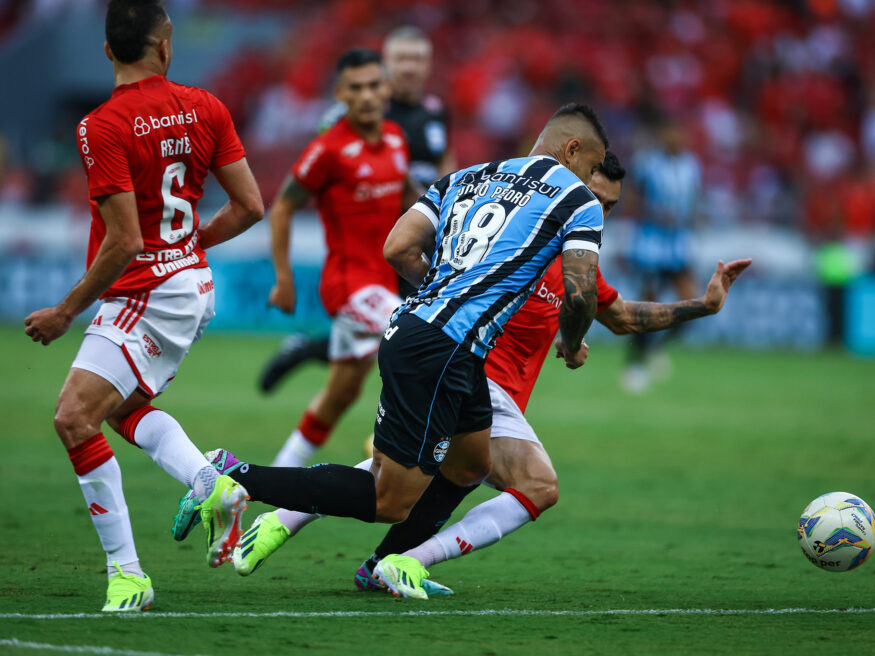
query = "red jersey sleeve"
(206, 93, 246, 169)
(596, 267, 619, 312)
(291, 136, 333, 194)
(79, 115, 133, 199)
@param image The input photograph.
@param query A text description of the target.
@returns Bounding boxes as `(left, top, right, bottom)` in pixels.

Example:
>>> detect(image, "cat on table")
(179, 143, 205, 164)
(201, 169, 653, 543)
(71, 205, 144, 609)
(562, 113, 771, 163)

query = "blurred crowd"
(2, 0, 874, 250)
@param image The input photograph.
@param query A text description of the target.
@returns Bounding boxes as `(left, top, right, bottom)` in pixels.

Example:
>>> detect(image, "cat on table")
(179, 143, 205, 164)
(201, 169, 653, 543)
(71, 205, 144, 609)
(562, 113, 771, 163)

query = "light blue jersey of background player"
(623, 116, 703, 393)
(627, 121, 702, 273)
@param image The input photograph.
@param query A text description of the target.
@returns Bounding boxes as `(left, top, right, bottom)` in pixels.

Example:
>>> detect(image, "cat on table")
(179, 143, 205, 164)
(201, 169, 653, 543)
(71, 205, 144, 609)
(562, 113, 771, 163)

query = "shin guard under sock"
(231, 463, 376, 522)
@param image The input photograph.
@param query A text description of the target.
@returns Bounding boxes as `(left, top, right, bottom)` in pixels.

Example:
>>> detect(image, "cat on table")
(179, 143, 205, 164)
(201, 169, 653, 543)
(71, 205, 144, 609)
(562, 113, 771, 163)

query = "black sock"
(371, 472, 477, 561)
(229, 463, 376, 522)
(311, 336, 331, 363)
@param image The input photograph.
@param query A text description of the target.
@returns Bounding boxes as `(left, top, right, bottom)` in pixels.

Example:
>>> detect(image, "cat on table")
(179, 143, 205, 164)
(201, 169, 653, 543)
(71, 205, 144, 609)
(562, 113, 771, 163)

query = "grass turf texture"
(1, 324, 873, 654)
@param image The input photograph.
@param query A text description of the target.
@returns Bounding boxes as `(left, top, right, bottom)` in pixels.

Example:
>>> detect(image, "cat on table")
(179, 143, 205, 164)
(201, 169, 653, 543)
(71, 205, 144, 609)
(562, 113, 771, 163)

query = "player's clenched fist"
(268, 277, 296, 314)
(554, 335, 589, 370)
(24, 305, 74, 345)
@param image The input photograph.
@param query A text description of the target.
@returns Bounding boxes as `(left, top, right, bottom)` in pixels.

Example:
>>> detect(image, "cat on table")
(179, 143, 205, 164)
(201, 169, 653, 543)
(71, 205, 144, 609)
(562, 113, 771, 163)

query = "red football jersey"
(77, 75, 246, 297)
(292, 117, 408, 316)
(484, 260, 619, 413)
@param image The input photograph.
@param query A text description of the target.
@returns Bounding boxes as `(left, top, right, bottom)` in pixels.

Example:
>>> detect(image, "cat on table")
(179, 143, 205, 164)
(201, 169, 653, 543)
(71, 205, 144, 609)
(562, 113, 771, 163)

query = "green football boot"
(102, 562, 154, 612)
(355, 559, 453, 595)
(171, 449, 245, 541)
(200, 474, 248, 568)
(232, 511, 291, 576)
(373, 554, 430, 600)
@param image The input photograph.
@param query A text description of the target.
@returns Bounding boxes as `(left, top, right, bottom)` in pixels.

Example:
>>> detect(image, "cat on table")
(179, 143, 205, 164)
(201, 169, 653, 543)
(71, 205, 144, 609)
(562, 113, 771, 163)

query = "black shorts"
(373, 313, 492, 475)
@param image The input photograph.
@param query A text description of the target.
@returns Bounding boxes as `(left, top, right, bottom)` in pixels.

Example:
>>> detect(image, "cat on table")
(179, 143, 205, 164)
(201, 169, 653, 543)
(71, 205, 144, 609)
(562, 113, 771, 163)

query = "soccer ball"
(798, 491, 875, 572)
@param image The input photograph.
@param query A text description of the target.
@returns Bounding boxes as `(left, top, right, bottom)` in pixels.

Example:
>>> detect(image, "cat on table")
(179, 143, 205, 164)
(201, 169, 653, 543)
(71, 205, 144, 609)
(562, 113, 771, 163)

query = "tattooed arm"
(596, 259, 752, 334)
(558, 248, 600, 369)
(598, 296, 709, 334)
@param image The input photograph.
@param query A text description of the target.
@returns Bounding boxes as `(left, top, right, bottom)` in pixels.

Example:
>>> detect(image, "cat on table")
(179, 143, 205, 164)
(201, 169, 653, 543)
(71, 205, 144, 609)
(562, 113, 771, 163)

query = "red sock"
(298, 410, 333, 447)
(118, 404, 159, 447)
(67, 433, 114, 476)
(505, 488, 540, 521)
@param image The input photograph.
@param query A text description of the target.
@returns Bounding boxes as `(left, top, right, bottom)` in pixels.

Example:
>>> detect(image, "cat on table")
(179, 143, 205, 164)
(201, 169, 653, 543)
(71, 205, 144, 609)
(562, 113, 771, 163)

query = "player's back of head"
(546, 103, 609, 150)
(106, 0, 168, 64)
(337, 48, 383, 74)
(532, 103, 609, 184)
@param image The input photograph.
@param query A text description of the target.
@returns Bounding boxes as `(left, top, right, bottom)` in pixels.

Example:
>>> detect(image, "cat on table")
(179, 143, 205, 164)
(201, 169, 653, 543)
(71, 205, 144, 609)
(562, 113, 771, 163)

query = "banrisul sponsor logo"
(459, 168, 561, 198)
(133, 109, 199, 137)
(533, 279, 562, 309)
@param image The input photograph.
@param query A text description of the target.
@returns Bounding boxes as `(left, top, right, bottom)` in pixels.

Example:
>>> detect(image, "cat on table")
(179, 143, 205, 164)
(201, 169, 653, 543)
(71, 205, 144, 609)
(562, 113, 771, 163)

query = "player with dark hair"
(352, 153, 750, 594)
(24, 0, 263, 611)
(259, 25, 456, 392)
(262, 48, 420, 469)
(217, 152, 750, 597)
(174, 103, 609, 590)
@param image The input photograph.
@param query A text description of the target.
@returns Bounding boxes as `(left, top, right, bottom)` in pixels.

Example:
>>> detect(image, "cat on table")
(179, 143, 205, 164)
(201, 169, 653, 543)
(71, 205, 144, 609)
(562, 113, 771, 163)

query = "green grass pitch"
(1, 324, 874, 654)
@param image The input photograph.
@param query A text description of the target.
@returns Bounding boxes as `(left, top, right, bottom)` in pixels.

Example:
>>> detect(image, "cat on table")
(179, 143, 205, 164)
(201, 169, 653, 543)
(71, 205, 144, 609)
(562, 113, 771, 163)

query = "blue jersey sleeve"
(411, 173, 452, 229)
(561, 197, 603, 253)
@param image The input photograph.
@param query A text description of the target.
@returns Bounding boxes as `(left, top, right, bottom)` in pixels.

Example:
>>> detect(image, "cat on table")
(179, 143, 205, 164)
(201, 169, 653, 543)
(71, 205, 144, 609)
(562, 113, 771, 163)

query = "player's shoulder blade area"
(122, 80, 214, 143)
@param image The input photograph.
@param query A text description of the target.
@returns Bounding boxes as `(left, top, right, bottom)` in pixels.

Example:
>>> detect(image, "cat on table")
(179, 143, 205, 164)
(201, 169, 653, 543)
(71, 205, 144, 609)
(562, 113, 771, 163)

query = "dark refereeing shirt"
(386, 95, 449, 188)
(399, 155, 604, 357)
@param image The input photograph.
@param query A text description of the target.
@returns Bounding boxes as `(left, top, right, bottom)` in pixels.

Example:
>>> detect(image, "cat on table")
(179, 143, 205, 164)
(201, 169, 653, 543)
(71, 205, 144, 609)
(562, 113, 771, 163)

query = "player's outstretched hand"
(702, 258, 752, 314)
(24, 305, 74, 345)
(267, 277, 296, 314)
(555, 336, 589, 370)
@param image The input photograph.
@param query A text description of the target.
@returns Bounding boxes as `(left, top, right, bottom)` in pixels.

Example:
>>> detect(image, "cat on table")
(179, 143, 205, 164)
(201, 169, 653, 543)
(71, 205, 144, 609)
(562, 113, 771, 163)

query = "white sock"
(192, 465, 218, 503)
(132, 410, 212, 494)
(274, 508, 321, 536)
(272, 429, 318, 467)
(275, 458, 373, 533)
(403, 491, 533, 568)
(77, 457, 143, 577)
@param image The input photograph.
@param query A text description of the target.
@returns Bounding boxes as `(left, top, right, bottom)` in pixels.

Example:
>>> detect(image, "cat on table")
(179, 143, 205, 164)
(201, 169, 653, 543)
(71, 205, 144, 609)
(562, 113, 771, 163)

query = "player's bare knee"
(53, 404, 96, 447)
(513, 470, 558, 512)
(451, 458, 492, 487)
(374, 498, 411, 524)
(472, 458, 493, 484)
(52, 411, 74, 442)
(538, 477, 560, 512)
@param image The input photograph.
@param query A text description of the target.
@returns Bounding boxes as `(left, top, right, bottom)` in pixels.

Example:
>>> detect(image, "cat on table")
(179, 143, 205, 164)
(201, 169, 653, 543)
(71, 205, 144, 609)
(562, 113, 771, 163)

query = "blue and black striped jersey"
(399, 154, 603, 357)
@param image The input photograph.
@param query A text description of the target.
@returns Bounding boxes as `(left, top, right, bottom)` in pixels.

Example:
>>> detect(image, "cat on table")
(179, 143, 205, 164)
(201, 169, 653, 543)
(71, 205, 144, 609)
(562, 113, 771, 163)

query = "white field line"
(1, 607, 875, 620)
(0, 638, 208, 656)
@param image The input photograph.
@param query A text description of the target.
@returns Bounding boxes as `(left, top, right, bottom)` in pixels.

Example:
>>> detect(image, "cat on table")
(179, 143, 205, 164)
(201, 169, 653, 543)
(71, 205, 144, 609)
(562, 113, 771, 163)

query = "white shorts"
(72, 267, 215, 398)
(329, 284, 402, 362)
(487, 378, 541, 444)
